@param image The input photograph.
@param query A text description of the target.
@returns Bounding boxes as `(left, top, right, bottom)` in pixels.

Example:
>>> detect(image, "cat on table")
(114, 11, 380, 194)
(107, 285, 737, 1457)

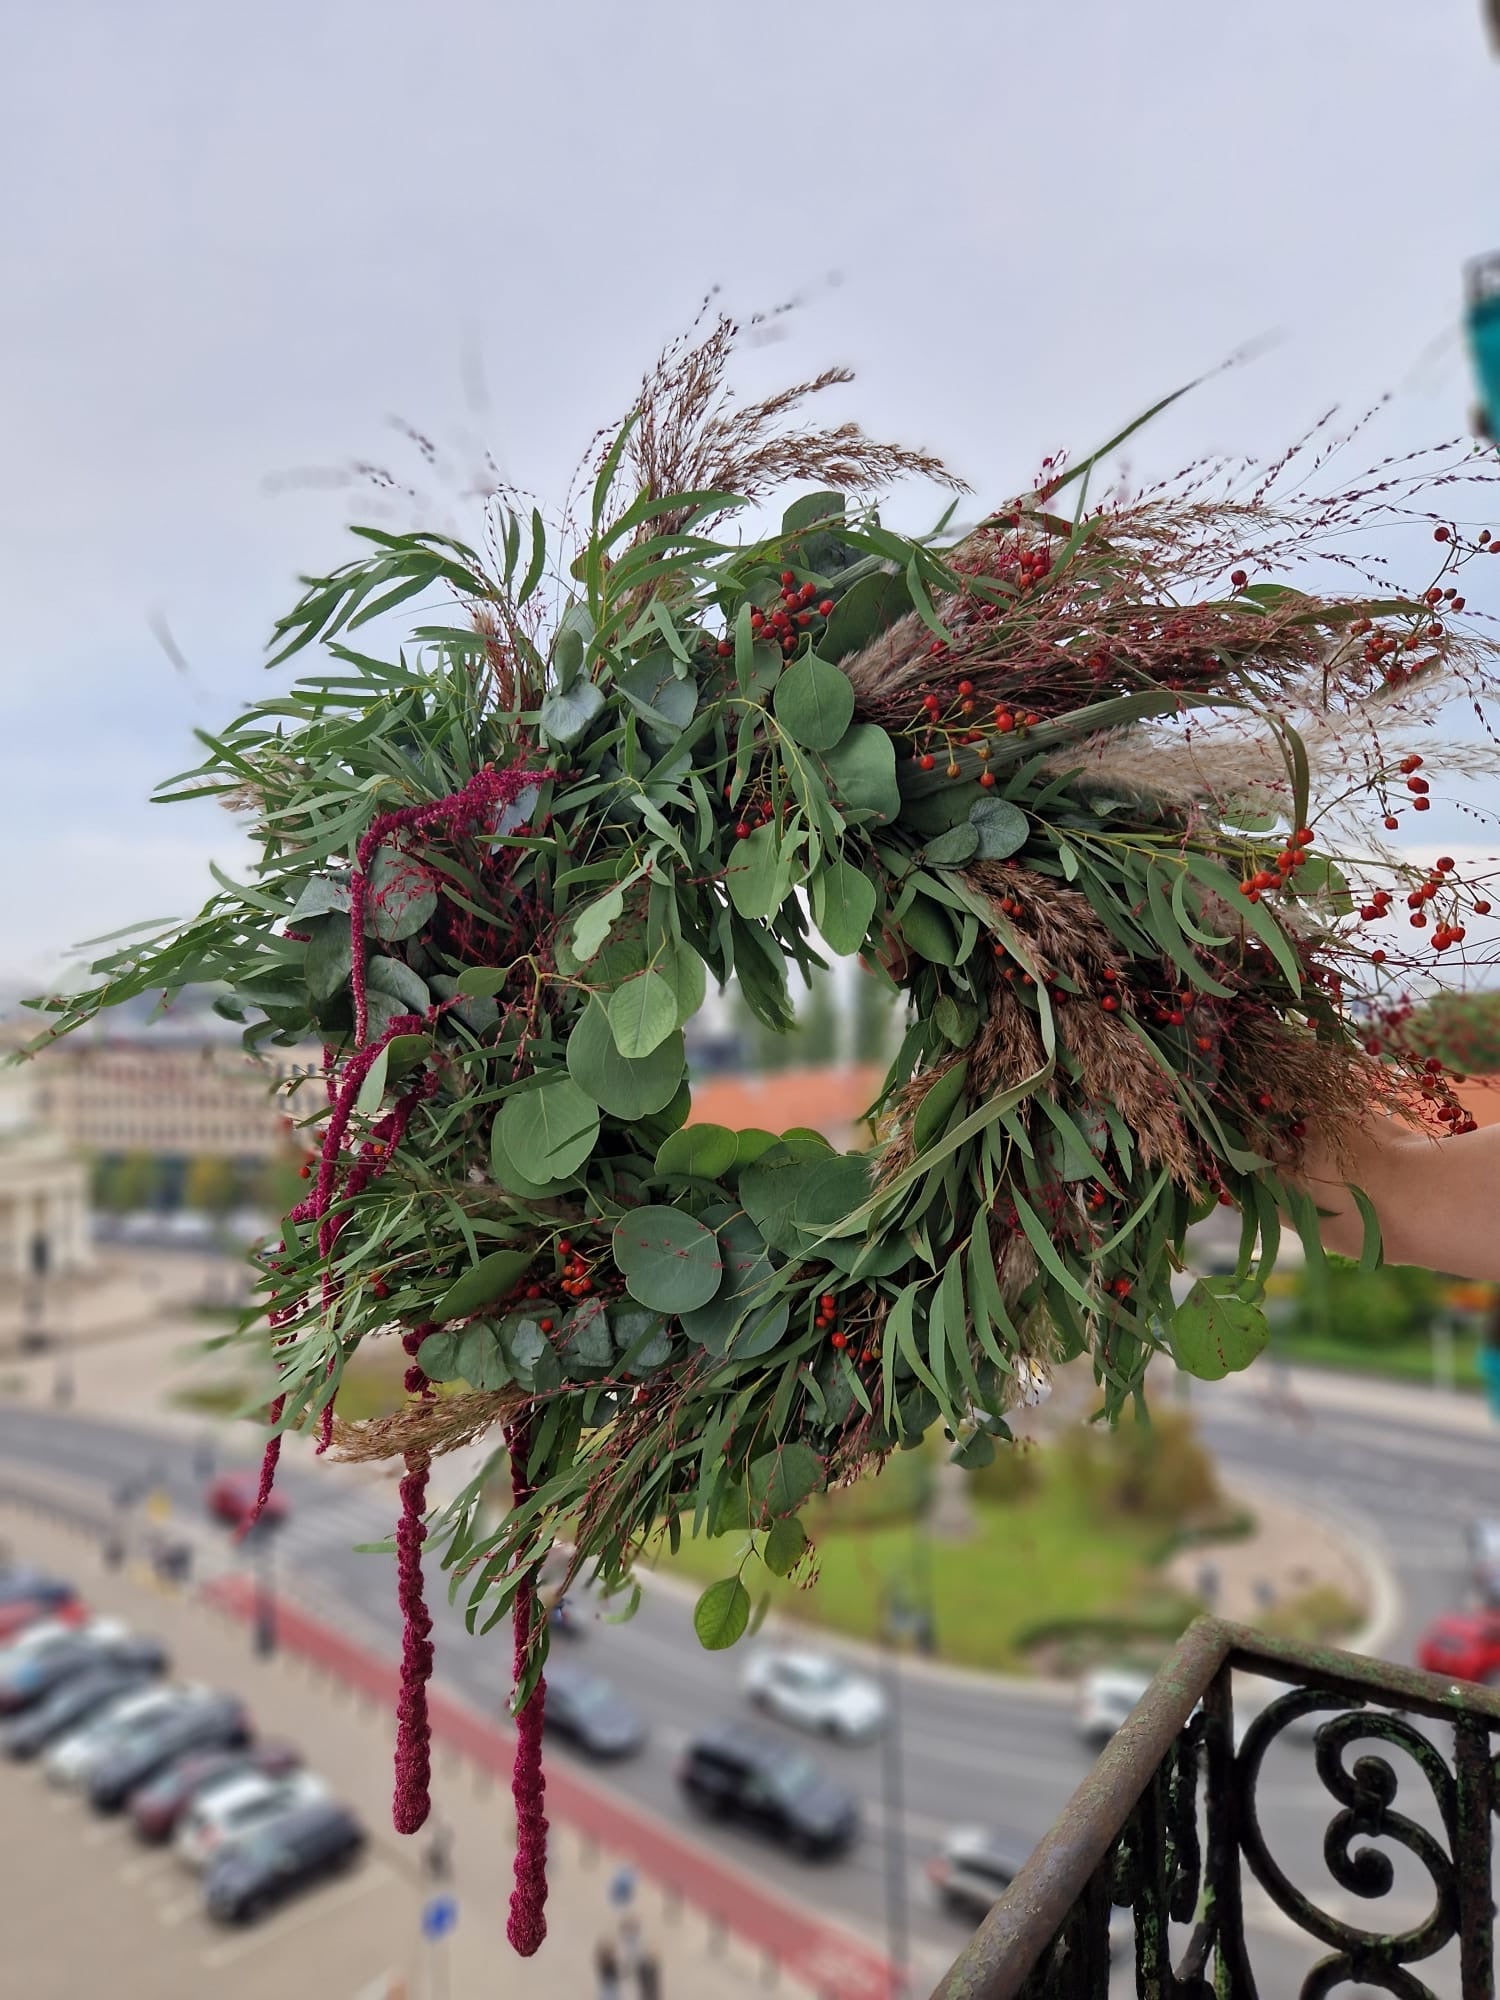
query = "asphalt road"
(1, 1384, 1493, 1997)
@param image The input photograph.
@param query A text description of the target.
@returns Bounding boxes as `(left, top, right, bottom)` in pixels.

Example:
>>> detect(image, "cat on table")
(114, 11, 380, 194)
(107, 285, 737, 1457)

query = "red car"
(1416, 1611, 1500, 1684)
(205, 1472, 288, 1532)
(129, 1741, 302, 1842)
(0, 1581, 84, 1646)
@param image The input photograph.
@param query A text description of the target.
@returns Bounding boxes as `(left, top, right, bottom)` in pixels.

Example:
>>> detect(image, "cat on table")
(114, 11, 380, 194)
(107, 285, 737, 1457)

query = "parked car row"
(0, 1560, 365, 1924)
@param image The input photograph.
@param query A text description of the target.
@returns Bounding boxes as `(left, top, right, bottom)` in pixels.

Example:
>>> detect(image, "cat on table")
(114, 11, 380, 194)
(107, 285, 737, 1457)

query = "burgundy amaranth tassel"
(392, 1322, 437, 1836)
(248, 1395, 286, 1530)
(392, 1447, 434, 1834)
(506, 1419, 549, 1956)
(349, 762, 541, 1046)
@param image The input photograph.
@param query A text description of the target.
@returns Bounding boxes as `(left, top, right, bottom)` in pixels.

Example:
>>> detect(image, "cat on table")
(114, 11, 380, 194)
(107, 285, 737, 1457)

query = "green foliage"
(91, 1151, 165, 1212)
(1057, 1407, 1224, 1528)
(1278, 1256, 1447, 1349)
(1406, 990, 1500, 1075)
(27, 346, 1438, 1669)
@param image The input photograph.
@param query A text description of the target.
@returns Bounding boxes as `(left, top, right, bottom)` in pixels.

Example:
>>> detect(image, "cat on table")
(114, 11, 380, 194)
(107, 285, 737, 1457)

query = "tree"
(182, 1155, 238, 1215)
(852, 962, 900, 1066)
(799, 965, 840, 1066)
(1406, 990, 1500, 1074)
(92, 1151, 162, 1212)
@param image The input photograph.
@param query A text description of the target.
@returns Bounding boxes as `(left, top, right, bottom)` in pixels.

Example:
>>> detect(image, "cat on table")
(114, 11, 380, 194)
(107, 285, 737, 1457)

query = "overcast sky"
(4, 0, 1499, 991)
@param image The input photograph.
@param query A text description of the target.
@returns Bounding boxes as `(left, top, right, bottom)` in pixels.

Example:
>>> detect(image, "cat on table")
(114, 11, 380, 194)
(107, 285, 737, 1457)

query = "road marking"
(861, 1799, 957, 1846)
(197, 1861, 391, 1968)
(81, 1822, 116, 1847)
(156, 1892, 203, 1927)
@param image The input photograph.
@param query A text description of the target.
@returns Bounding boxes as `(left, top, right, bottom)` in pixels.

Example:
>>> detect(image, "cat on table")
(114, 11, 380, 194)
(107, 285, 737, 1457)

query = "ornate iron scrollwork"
(1236, 1684, 1472, 1998)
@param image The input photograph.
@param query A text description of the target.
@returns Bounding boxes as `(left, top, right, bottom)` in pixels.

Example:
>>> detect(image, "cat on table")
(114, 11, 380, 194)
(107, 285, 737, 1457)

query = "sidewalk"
(1213, 1355, 1497, 1440)
(1, 1488, 840, 2000)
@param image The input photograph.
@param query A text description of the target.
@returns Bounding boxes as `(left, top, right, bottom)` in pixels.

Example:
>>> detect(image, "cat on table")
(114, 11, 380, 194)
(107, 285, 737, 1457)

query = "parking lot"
(4, 1758, 410, 2000)
(0, 1486, 822, 2000)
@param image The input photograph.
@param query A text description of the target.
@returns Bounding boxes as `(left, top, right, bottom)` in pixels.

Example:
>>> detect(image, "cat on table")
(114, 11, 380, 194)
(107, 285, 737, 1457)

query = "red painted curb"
(202, 1575, 900, 2000)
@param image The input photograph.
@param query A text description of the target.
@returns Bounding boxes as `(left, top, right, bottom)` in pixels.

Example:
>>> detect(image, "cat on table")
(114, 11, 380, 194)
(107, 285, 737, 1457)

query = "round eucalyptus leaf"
(773, 653, 855, 751)
(611, 1206, 722, 1313)
(567, 1000, 684, 1118)
(811, 860, 878, 958)
(498, 1077, 600, 1180)
(607, 971, 678, 1057)
(365, 844, 438, 941)
(655, 1123, 737, 1180)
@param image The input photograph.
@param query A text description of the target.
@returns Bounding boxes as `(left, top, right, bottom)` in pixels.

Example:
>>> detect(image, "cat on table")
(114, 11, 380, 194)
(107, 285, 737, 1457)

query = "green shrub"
(964, 1437, 1043, 1505)
(808, 1442, 934, 1531)
(1059, 1407, 1222, 1527)
(1280, 1257, 1446, 1351)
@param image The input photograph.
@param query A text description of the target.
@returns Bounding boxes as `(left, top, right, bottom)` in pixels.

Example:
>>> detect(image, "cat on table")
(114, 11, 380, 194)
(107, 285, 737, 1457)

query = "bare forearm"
(1299, 1118, 1500, 1279)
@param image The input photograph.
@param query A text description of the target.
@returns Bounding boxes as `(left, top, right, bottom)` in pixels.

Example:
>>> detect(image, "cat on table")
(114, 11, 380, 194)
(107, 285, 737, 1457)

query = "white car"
(44, 1685, 191, 1787)
(1079, 1667, 1251, 1753)
(1077, 1669, 1153, 1749)
(743, 1650, 887, 1741)
(175, 1769, 328, 1871)
(0, 1616, 127, 1669)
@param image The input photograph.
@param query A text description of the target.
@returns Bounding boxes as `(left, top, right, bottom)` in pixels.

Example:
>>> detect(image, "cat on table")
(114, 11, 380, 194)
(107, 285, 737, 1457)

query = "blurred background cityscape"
(5, 4, 1500, 1998)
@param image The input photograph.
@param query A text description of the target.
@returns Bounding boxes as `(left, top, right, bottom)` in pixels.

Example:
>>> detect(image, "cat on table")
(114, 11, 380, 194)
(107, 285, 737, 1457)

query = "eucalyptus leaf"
(540, 678, 606, 748)
(607, 971, 678, 1058)
(567, 1000, 685, 1117)
(365, 844, 438, 941)
(810, 859, 878, 958)
(655, 1123, 737, 1180)
(436, 1249, 534, 1324)
(969, 797, 1030, 860)
(611, 1206, 722, 1313)
(693, 1576, 751, 1650)
(498, 1078, 600, 1180)
(774, 653, 855, 751)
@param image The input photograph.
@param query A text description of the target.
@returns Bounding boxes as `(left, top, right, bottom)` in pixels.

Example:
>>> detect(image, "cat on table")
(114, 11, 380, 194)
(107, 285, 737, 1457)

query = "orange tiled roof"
(1452, 1076, 1500, 1129)
(686, 1065, 885, 1145)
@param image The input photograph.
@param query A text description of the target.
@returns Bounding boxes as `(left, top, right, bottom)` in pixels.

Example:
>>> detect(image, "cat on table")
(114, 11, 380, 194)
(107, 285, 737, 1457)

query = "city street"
(1, 1369, 1491, 1995)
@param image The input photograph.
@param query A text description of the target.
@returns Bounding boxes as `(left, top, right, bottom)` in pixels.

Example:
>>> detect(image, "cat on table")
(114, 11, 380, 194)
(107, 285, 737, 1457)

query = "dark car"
(543, 1667, 645, 1759)
(1, 1666, 155, 1760)
(87, 1694, 251, 1811)
(130, 1742, 303, 1842)
(677, 1724, 859, 1857)
(927, 1829, 1032, 1922)
(0, 1568, 75, 1609)
(204, 1800, 365, 1923)
(0, 1632, 167, 1714)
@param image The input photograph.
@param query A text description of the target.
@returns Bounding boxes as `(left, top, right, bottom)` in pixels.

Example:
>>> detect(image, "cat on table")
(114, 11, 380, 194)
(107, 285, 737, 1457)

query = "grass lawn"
(657, 1462, 1202, 1674)
(1275, 1332, 1484, 1393)
(171, 1349, 412, 1426)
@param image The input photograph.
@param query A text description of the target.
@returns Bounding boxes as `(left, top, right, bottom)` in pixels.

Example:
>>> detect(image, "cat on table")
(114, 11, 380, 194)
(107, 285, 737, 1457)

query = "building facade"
(14, 1035, 325, 1164)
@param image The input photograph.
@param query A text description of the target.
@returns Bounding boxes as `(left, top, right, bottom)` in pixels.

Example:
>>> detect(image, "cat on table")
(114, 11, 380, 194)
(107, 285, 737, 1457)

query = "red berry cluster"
(1238, 826, 1316, 902)
(557, 1237, 594, 1300)
(735, 573, 837, 661)
(912, 684, 1041, 789)
(725, 783, 779, 841)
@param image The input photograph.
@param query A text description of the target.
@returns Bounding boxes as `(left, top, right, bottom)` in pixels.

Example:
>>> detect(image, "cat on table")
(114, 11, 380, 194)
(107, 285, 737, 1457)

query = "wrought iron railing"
(929, 1616, 1500, 2000)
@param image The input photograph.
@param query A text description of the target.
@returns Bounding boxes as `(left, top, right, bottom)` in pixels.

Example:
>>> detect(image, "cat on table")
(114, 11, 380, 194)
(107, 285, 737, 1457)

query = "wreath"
(30, 317, 1500, 1951)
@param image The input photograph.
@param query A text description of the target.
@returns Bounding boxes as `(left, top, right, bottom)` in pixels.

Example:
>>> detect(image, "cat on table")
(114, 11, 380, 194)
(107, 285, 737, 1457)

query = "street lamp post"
(879, 1591, 913, 1997)
(247, 1519, 278, 1657)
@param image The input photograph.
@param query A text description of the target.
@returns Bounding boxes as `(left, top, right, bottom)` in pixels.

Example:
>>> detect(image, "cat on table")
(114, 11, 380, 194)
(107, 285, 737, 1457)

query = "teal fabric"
(1469, 291, 1500, 437)
(1479, 1342, 1500, 1419)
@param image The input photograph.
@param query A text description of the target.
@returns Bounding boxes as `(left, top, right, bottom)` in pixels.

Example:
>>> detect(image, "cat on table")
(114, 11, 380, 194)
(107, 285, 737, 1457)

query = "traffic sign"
(421, 1895, 458, 1941)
